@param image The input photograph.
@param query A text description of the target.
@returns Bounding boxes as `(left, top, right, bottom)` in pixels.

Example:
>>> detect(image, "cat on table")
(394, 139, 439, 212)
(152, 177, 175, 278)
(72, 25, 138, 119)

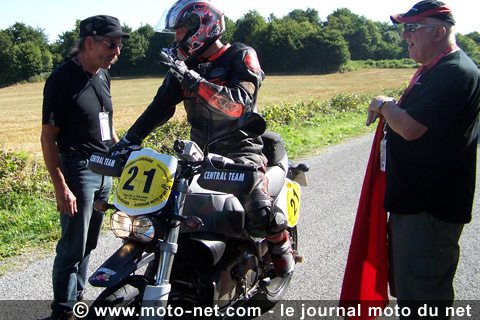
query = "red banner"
(339, 119, 389, 319)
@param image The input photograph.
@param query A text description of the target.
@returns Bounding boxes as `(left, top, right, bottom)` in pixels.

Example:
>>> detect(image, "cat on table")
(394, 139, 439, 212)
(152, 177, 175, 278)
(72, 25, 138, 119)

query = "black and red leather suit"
(125, 42, 286, 237)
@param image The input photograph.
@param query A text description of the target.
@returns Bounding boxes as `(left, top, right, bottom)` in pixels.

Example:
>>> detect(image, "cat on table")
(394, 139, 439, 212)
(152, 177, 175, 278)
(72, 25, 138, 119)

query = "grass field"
(0, 68, 415, 267)
(0, 69, 414, 159)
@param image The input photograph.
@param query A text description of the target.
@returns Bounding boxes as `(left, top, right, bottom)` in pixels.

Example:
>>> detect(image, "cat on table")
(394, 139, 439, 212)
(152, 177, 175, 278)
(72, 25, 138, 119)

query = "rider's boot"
(267, 230, 295, 277)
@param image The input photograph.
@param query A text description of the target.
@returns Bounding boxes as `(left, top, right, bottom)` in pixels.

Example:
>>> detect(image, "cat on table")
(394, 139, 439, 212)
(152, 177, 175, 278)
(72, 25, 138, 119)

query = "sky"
(1, 0, 478, 44)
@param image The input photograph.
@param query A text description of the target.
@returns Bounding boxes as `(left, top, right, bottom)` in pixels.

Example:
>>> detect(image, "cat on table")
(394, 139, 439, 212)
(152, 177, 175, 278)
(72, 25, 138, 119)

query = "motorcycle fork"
(140, 179, 187, 320)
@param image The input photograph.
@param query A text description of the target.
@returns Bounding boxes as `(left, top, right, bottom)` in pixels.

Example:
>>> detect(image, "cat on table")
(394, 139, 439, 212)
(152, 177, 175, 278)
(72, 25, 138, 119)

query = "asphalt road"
(1, 132, 479, 319)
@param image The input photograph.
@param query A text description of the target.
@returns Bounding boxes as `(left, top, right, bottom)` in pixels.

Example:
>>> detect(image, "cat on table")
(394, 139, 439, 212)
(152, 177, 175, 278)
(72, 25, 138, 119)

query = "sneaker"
(269, 232, 295, 277)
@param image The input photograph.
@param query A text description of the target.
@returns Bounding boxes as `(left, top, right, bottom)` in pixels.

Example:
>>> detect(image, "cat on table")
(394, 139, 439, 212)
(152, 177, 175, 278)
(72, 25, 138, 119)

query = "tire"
(247, 226, 298, 312)
(87, 276, 151, 320)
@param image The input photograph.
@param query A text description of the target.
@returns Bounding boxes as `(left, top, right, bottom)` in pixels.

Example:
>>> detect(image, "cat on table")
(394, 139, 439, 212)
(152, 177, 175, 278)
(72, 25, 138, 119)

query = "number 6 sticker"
(115, 148, 177, 215)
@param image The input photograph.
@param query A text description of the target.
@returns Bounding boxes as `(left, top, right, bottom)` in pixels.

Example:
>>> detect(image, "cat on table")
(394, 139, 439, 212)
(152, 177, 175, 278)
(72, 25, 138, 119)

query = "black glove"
(109, 132, 141, 155)
(159, 50, 201, 92)
(170, 59, 201, 92)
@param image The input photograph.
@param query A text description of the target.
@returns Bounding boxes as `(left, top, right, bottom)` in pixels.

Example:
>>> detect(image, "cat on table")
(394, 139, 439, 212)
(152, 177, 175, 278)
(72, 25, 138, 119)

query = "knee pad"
(245, 206, 270, 238)
(268, 206, 288, 235)
(244, 205, 288, 238)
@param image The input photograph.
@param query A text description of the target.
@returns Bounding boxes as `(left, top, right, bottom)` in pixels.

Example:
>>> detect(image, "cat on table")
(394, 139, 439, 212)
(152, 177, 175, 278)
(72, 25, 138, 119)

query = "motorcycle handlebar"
(88, 145, 141, 177)
(90, 143, 262, 181)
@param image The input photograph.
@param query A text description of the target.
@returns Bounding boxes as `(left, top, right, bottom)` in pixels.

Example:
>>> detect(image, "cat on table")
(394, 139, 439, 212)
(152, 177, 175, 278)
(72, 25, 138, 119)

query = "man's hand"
(366, 100, 381, 126)
(109, 132, 141, 155)
(169, 60, 188, 82)
(366, 96, 391, 126)
(170, 60, 201, 92)
(159, 50, 200, 91)
(55, 185, 77, 217)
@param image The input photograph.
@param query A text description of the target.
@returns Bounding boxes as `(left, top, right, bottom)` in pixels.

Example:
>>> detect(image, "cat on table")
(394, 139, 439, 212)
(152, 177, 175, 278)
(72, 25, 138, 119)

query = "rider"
(111, 0, 295, 277)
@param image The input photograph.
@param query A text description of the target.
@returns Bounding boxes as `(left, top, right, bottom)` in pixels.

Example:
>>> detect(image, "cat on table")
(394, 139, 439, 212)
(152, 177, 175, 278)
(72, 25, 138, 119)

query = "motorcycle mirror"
(237, 112, 266, 137)
(93, 200, 115, 212)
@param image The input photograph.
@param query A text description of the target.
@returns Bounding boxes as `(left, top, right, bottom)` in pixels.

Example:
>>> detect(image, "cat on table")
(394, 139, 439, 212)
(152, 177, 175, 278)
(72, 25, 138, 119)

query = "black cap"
(80, 15, 130, 39)
(390, 0, 455, 25)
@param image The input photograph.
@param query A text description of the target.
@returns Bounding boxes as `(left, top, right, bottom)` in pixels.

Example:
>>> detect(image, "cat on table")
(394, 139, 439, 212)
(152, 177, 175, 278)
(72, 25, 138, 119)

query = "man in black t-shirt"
(366, 1, 480, 318)
(41, 15, 129, 320)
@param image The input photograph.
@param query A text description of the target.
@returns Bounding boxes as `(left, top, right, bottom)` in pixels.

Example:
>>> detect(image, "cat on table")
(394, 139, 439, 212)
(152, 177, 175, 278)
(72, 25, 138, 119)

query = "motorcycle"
(86, 112, 309, 319)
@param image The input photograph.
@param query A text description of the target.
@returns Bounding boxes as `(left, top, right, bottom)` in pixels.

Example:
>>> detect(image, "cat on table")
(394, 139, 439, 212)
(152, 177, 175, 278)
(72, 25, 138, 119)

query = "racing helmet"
(157, 0, 226, 62)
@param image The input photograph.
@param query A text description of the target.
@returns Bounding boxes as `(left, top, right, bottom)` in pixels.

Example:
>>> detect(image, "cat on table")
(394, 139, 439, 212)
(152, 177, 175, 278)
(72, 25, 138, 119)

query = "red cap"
(390, 1, 455, 25)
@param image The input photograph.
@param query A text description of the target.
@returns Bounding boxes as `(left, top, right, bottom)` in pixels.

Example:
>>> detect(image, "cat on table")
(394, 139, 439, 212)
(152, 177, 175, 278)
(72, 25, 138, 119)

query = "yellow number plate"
(286, 181, 301, 227)
(115, 149, 177, 215)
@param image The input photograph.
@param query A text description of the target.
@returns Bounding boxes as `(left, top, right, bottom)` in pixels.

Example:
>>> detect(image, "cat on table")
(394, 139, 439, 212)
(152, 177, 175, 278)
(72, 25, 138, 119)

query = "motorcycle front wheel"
(247, 226, 298, 311)
(86, 276, 151, 320)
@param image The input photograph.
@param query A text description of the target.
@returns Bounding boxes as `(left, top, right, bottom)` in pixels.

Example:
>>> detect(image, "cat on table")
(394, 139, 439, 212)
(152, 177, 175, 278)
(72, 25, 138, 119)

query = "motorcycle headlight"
(110, 211, 132, 238)
(132, 217, 156, 243)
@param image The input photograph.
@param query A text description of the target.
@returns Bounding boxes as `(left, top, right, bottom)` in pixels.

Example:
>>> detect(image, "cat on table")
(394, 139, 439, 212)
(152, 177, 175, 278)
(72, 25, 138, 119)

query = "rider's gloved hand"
(170, 60, 201, 92)
(109, 132, 141, 155)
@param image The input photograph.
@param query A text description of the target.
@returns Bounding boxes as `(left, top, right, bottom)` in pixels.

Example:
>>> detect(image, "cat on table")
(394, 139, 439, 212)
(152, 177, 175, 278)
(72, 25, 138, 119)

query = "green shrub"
(260, 92, 372, 130)
(325, 92, 371, 113)
(0, 148, 58, 258)
(0, 149, 53, 204)
(142, 119, 191, 155)
(341, 59, 420, 71)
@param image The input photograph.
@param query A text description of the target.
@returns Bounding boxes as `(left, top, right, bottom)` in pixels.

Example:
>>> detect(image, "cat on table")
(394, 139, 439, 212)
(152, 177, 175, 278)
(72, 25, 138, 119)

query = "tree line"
(1, 8, 479, 87)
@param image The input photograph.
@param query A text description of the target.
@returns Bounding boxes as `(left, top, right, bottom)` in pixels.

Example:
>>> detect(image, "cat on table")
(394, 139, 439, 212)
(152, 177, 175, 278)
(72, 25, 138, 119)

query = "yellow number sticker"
(115, 149, 177, 215)
(286, 181, 301, 227)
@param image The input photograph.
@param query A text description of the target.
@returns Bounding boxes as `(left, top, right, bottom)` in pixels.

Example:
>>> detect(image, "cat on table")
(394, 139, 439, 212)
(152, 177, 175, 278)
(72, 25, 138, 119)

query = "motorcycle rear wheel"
(247, 226, 298, 312)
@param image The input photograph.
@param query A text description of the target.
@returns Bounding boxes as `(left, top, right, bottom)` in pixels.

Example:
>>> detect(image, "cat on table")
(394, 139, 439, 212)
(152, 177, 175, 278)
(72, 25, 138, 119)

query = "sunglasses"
(403, 23, 440, 32)
(102, 40, 123, 50)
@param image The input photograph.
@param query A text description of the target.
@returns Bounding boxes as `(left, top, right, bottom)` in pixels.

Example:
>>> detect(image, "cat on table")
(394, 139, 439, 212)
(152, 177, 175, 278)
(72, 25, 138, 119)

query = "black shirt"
(42, 59, 115, 154)
(384, 50, 480, 223)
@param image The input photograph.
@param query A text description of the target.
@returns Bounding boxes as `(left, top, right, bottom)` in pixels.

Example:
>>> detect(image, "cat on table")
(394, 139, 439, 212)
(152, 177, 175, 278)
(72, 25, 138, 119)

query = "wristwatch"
(377, 99, 395, 113)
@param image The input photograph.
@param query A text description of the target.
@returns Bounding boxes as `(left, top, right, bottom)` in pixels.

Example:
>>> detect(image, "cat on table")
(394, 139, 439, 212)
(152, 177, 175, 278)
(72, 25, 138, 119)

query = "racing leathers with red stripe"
(126, 42, 287, 238)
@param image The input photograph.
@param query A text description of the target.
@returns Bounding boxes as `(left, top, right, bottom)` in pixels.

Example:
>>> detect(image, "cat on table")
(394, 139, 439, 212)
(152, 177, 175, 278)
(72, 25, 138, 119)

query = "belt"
(58, 146, 90, 158)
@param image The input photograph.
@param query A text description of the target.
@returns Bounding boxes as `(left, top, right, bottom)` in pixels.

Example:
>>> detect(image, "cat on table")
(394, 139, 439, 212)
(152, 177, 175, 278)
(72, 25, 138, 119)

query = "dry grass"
(0, 69, 414, 159)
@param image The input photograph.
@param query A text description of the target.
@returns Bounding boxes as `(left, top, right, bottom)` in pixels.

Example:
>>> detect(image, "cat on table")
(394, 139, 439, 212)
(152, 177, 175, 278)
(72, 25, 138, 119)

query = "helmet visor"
(154, 1, 178, 33)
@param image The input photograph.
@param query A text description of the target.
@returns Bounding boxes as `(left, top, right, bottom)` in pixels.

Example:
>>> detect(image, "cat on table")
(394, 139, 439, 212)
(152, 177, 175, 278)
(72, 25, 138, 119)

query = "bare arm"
(40, 124, 77, 217)
(112, 125, 119, 144)
(366, 95, 428, 141)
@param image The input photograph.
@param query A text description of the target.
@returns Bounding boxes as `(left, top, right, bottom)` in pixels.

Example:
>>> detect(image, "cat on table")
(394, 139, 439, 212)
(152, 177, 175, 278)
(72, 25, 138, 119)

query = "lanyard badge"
(380, 123, 387, 172)
(99, 112, 111, 141)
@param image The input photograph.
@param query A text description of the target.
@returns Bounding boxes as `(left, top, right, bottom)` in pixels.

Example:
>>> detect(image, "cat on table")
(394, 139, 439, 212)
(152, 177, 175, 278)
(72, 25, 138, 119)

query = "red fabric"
(196, 82, 244, 117)
(338, 119, 389, 319)
(391, 5, 453, 23)
(244, 52, 261, 72)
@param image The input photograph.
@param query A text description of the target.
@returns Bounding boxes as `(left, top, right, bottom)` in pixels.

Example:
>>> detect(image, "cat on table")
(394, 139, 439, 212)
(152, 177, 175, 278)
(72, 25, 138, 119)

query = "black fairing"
(181, 193, 245, 237)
